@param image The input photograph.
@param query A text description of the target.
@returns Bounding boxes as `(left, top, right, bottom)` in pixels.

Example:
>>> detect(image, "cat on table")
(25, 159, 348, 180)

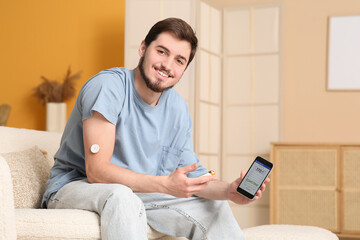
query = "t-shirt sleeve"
(80, 72, 126, 125)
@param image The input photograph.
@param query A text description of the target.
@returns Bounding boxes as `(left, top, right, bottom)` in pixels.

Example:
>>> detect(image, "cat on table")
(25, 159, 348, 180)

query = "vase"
(46, 102, 66, 132)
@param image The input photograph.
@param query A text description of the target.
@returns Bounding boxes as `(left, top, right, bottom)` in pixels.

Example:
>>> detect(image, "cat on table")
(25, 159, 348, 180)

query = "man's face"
(138, 32, 191, 93)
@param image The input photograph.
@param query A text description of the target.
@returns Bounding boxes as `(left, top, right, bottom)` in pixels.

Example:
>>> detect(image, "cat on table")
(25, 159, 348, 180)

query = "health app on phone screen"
(237, 156, 273, 199)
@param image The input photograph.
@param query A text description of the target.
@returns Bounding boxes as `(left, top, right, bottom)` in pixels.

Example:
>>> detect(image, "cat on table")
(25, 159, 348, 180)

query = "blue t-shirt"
(42, 67, 207, 208)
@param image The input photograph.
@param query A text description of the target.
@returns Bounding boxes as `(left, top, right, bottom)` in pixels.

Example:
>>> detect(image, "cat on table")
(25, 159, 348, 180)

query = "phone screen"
(237, 156, 273, 199)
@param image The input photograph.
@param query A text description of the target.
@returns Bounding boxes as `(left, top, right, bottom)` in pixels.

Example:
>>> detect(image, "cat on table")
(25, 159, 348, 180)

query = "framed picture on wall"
(327, 15, 360, 91)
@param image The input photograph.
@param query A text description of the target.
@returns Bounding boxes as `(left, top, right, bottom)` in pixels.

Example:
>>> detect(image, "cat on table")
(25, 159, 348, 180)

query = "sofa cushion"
(15, 209, 185, 240)
(15, 208, 100, 240)
(1, 146, 51, 208)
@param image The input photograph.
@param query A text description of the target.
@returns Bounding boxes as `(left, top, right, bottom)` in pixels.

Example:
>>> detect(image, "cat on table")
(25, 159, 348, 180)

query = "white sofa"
(0, 126, 184, 240)
(0, 126, 340, 240)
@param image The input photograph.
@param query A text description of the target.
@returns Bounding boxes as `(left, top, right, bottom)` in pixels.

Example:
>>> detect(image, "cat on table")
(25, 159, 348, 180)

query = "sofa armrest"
(0, 155, 17, 240)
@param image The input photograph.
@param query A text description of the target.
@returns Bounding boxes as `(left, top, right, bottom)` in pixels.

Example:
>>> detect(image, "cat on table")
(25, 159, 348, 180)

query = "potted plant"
(33, 66, 81, 132)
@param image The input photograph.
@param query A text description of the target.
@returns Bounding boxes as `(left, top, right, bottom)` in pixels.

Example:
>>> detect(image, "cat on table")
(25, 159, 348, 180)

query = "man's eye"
(158, 50, 165, 55)
(177, 59, 185, 65)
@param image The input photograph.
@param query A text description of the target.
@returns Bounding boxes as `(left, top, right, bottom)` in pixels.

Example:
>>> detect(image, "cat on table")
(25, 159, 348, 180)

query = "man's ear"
(139, 40, 146, 57)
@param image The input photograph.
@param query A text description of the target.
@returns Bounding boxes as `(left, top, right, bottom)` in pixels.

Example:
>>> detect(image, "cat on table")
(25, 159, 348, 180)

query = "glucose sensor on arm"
(90, 144, 100, 154)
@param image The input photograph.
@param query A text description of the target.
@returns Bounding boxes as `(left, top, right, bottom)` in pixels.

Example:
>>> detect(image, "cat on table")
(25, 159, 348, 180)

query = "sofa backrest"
(0, 127, 62, 164)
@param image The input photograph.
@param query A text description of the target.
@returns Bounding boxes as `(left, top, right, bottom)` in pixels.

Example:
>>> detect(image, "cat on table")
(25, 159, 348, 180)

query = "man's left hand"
(227, 170, 270, 205)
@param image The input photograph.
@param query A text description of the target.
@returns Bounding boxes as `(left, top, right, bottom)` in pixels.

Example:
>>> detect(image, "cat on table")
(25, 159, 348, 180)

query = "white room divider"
(222, 4, 282, 228)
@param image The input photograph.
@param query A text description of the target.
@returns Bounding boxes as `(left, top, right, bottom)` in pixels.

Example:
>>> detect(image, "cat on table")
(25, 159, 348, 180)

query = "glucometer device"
(201, 170, 216, 177)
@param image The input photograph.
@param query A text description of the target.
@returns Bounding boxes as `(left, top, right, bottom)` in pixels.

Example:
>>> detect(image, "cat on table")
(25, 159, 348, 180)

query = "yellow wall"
(0, 0, 125, 130)
(211, 0, 360, 143)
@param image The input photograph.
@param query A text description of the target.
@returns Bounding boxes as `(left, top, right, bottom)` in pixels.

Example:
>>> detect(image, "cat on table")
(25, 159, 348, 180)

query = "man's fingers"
(174, 176, 214, 198)
(186, 178, 217, 195)
(255, 189, 262, 199)
(177, 163, 198, 174)
(240, 170, 246, 179)
(233, 170, 246, 186)
(188, 183, 210, 194)
(190, 175, 216, 185)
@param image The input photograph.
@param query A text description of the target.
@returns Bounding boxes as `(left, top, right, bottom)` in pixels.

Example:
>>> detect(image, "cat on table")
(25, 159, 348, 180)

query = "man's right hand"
(163, 163, 216, 198)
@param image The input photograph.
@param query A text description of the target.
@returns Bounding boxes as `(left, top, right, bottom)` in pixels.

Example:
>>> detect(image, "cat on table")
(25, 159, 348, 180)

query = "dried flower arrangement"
(33, 66, 82, 104)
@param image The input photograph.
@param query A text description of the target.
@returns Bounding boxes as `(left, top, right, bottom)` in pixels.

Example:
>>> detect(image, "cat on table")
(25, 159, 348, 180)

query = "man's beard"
(139, 56, 175, 93)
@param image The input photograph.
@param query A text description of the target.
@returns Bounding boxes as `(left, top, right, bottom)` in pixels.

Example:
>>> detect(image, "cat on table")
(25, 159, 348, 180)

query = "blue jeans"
(47, 179, 245, 240)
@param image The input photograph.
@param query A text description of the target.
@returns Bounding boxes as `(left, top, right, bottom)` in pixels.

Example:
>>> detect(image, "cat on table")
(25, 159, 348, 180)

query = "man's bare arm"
(83, 111, 216, 197)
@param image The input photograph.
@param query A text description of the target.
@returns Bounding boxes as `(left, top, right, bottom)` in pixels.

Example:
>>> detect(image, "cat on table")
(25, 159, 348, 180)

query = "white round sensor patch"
(90, 144, 100, 154)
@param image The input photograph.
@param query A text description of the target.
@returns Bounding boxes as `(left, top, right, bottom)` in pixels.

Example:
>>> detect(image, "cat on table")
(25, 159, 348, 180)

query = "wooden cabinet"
(270, 143, 360, 239)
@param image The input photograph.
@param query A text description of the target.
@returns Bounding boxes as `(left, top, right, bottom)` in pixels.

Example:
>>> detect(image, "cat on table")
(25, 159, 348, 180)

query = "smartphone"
(237, 156, 273, 199)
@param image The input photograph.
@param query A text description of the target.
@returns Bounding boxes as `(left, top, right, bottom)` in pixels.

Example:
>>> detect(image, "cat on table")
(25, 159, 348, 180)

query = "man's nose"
(162, 57, 173, 70)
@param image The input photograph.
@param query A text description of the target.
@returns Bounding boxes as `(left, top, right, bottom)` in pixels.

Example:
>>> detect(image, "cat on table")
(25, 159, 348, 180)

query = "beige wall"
(208, 0, 360, 143)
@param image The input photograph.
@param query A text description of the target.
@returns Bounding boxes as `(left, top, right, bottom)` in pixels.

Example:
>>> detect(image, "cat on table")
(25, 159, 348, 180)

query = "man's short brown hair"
(144, 18, 198, 66)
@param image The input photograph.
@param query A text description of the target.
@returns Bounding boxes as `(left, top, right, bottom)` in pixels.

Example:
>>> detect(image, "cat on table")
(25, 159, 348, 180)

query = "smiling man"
(42, 18, 268, 240)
